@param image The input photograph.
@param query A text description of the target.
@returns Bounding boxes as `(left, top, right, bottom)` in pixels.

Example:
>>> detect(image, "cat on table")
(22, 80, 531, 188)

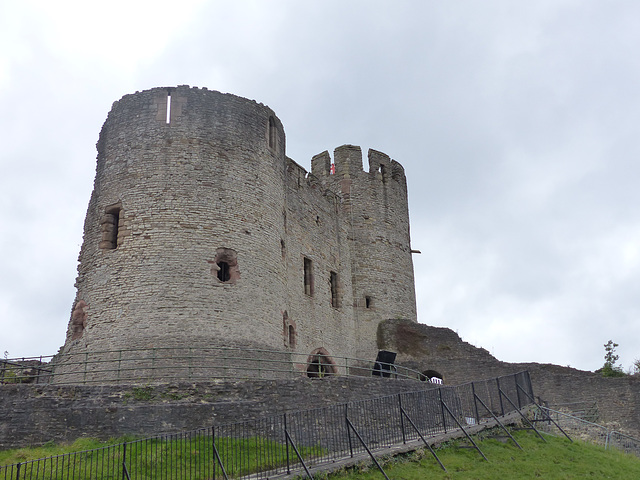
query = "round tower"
(60, 87, 289, 377)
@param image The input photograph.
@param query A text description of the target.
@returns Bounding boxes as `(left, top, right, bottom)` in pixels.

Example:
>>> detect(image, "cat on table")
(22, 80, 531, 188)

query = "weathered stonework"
(0, 377, 436, 449)
(58, 86, 417, 381)
(377, 319, 640, 438)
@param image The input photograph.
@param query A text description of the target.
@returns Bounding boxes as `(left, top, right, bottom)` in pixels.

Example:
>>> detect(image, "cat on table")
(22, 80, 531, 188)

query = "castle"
(5, 87, 640, 448)
(59, 86, 418, 378)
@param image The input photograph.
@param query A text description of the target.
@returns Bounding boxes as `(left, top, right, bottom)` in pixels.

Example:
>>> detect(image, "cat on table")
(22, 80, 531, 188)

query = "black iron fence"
(535, 406, 640, 458)
(0, 371, 535, 479)
(1, 347, 427, 385)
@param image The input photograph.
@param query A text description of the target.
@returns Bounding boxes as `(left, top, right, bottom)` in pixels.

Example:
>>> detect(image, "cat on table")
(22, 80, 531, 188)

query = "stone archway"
(421, 369, 443, 383)
(306, 348, 337, 378)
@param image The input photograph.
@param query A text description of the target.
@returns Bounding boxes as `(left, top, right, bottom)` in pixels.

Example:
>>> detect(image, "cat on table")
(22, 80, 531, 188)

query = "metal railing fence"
(1, 347, 428, 385)
(0, 371, 535, 480)
(535, 406, 640, 458)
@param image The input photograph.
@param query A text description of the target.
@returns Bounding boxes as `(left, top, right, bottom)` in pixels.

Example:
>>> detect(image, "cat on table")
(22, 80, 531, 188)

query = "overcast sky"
(1, 0, 639, 372)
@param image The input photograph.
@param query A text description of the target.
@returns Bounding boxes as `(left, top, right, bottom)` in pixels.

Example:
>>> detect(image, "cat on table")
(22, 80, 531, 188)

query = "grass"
(3, 428, 640, 479)
(327, 429, 640, 479)
(0, 434, 321, 480)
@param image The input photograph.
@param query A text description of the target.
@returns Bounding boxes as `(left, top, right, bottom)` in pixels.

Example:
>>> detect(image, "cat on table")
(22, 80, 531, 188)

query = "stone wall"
(0, 377, 435, 449)
(378, 318, 640, 437)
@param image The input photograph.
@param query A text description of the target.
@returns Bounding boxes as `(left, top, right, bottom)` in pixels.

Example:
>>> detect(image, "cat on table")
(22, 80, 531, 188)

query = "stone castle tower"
(60, 86, 417, 378)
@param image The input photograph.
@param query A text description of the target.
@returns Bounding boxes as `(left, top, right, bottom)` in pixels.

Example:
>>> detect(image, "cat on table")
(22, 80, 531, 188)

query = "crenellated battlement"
(312, 146, 406, 181)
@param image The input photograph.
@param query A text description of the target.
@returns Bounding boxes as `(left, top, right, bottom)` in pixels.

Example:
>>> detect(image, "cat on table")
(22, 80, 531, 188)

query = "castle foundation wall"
(0, 377, 433, 449)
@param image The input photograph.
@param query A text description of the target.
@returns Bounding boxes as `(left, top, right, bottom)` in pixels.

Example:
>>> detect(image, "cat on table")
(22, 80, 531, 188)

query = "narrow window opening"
(365, 296, 372, 309)
(111, 209, 120, 240)
(217, 261, 230, 282)
(100, 205, 122, 250)
(288, 325, 296, 348)
(330, 271, 339, 308)
(304, 257, 314, 296)
(166, 90, 172, 124)
(268, 116, 277, 149)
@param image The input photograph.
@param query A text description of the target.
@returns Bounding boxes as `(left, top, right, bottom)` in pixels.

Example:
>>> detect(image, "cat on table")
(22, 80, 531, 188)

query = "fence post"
(398, 394, 407, 444)
(438, 388, 447, 433)
(515, 375, 522, 408)
(471, 382, 480, 424)
(122, 443, 127, 480)
(496, 377, 505, 416)
(284, 414, 290, 474)
(346, 404, 354, 457)
(212, 426, 216, 480)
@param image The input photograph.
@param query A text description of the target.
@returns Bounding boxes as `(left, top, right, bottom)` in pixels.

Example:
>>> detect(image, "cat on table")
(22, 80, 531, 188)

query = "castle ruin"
(5, 87, 640, 448)
(59, 86, 418, 379)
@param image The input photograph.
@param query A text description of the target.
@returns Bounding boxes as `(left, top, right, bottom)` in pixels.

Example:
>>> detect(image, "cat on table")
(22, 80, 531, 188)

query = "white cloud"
(2, 0, 640, 374)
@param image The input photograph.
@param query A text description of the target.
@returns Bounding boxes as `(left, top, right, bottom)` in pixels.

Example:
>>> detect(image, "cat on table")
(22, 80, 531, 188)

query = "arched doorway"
(420, 369, 444, 383)
(306, 348, 337, 378)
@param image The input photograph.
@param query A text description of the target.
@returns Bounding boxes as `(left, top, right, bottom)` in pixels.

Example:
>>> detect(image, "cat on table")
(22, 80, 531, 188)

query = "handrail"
(1, 347, 429, 385)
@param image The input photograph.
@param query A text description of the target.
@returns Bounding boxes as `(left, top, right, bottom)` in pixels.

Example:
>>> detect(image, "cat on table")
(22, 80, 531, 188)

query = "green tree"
(600, 340, 626, 377)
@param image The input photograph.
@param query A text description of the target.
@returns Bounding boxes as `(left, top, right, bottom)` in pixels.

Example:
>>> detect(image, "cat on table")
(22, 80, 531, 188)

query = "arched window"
(268, 116, 277, 149)
(217, 261, 230, 282)
(288, 325, 296, 348)
(304, 257, 314, 296)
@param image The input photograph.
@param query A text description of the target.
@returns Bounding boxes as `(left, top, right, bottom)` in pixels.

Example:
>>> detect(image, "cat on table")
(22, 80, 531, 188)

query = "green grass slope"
(329, 429, 640, 480)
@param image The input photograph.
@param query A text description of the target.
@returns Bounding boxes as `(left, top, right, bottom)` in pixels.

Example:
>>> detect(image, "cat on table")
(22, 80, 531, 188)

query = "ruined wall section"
(315, 146, 418, 360)
(64, 87, 289, 363)
(282, 159, 355, 370)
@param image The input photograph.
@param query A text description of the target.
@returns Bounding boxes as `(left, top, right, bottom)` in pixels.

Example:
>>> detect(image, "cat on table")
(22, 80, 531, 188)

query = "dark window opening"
(304, 257, 314, 296)
(288, 325, 296, 348)
(208, 247, 240, 284)
(217, 261, 230, 282)
(365, 296, 372, 308)
(330, 271, 339, 308)
(268, 116, 277, 149)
